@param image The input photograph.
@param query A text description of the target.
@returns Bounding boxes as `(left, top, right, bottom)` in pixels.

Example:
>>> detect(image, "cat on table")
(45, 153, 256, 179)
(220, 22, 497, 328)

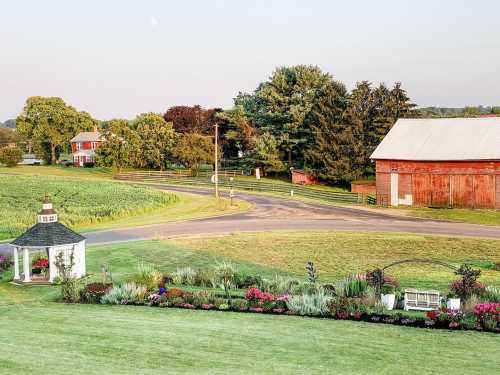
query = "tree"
(0, 146, 23, 167)
(236, 65, 334, 166)
(0, 128, 24, 146)
(135, 113, 176, 170)
(95, 119, 141, 171)
(164, 105, 218, 134)
(16, 97, 97, 164)
(304, 83, 364, 183)
(243, 133, 284, 175)
(216, 104, 256, 158)
(172, 132, 214, 174)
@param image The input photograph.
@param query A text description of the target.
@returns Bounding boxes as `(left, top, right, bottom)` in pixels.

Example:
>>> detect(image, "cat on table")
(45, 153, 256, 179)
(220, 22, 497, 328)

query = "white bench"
(404, 288, 440, 311)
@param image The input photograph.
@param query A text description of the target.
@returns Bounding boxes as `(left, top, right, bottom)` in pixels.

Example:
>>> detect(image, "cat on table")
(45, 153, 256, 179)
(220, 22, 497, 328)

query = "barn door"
(390, 172, 398, 206)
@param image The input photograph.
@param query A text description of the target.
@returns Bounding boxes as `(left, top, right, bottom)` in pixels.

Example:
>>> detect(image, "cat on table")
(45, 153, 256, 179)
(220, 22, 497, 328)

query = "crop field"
(0, 175, 176, 240)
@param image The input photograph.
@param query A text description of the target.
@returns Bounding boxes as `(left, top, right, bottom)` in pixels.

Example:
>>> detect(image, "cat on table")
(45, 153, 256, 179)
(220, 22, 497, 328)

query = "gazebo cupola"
(37, 194, 58, 223)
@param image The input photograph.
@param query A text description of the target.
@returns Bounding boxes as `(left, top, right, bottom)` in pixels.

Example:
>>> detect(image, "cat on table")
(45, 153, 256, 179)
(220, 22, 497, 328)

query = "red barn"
(292, 169, 318, 185)
(371, 118, 500, 208)
(70, 129, 102, 166)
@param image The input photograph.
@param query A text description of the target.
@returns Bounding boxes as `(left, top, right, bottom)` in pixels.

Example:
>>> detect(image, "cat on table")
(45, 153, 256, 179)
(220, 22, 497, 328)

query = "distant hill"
(0, 119, 16, 129)
(418, 106, 500, 118)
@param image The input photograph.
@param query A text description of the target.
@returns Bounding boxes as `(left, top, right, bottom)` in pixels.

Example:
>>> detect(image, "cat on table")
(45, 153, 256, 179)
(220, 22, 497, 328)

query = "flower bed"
(76, 262, 499, 333)
(91, 283, 499, 333)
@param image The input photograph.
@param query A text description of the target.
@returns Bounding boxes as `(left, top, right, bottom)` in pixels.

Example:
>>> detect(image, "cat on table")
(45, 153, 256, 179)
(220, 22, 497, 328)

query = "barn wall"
(375, 160, 500, 209)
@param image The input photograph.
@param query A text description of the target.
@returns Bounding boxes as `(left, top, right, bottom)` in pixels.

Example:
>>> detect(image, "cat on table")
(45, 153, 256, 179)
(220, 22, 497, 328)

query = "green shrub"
(261, 276, 300, 295)
(381, 284, 395, 295)
(0, 146, 23, 167)
(286, 289, 332, 316)
(230, 298, 248, 310)
(101, 282, 147, 304)
(484, 286, 500, 303)
(214, 262, 237, 297)
(131, 262, 162, 291)
(289, 281, 324, 296)
(54, 250, 81, 303)
(172, 267, 197, 285)
(336, 275, 369, 298)
(194, 269, 217, 288)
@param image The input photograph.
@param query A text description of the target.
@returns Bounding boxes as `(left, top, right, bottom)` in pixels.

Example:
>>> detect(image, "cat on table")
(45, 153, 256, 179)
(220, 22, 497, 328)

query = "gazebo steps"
(10, 279, 53, 286)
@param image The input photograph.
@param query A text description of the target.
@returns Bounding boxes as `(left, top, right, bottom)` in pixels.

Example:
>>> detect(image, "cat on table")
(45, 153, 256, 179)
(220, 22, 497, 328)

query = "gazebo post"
(23, 248, 31, 282)
(13, 247, 20, 280)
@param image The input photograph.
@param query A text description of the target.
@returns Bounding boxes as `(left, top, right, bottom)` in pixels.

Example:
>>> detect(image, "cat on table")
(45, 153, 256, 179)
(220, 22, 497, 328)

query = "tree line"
(4, 65, 419, 182)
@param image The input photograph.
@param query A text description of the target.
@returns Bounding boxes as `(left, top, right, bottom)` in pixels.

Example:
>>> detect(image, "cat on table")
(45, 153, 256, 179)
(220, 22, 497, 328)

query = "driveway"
(2, 185, 500, 255)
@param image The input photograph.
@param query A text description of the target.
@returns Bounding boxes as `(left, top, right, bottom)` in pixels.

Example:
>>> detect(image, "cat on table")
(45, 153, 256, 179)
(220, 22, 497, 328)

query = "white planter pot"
(447, 298, 461, 310)
(381, 294, 396, 310)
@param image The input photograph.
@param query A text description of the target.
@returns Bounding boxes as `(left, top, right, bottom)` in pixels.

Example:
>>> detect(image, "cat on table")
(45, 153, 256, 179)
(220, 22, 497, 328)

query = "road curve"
(2, 184, 500, 255)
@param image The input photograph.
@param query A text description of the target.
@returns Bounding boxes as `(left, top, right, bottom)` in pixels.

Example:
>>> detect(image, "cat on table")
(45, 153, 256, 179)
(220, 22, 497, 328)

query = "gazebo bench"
(404, 288, 440, 311)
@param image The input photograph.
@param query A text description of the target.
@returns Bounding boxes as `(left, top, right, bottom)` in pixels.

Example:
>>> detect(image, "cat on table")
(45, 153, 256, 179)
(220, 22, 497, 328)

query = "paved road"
(3, 184, 500, 255)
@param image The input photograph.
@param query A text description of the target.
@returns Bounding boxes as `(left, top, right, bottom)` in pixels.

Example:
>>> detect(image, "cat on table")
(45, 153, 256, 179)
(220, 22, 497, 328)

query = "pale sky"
(1, 0, 499, 120)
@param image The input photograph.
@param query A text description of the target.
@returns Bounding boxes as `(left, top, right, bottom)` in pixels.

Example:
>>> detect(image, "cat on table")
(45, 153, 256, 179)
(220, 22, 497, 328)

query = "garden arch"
(371, 259, 458, 296)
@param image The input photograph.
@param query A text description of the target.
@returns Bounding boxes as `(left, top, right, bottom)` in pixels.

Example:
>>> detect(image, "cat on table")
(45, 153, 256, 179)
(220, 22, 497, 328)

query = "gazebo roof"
(11, 222, 85, 247)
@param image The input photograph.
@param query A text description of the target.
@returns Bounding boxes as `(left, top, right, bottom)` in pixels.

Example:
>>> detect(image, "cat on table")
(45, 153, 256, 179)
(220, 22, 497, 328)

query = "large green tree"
(172, 132, 214, 174)
(243, 132, 284, 175)
(134, 113, 176, 170)
(234, 65, 334, 166)
(95, 119, 141, 171)
(304, 83, 364, 183)
(16, 97, 97, 164)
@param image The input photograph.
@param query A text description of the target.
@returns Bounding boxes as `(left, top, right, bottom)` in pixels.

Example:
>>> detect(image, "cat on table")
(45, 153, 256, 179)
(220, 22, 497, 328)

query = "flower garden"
(71, 260, 500, 333)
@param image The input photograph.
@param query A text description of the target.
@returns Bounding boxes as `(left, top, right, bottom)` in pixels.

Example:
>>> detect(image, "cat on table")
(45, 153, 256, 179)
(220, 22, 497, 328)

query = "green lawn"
(408, 207, 500, 226)
(1, 303, 498, 375)
(1, 232, 500, 374)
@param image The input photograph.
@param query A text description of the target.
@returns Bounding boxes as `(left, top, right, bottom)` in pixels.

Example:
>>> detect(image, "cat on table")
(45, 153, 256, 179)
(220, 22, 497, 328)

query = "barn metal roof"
(370, 118, 500, 161)
(70, 132, 101, 142)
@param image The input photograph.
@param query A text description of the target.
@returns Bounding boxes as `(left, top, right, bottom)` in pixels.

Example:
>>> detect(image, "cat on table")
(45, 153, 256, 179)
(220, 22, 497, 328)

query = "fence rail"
(114, 171, 373, 205)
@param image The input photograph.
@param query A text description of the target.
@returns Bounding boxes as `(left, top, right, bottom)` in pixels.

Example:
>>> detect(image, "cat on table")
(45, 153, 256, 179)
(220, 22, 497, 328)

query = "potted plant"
(446, 291, 461, 310)
(380, 284, 396, 310)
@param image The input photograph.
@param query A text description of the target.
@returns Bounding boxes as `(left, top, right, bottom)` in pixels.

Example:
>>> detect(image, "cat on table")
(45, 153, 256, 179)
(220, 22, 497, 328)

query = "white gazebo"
(9, 195, 86, 284)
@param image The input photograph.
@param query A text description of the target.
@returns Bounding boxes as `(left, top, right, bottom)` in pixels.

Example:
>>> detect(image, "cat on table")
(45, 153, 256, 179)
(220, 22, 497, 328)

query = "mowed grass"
(409, 207, 500, 226)
(1, 234, 499, 374)
(168, 231, 500, 290)
(1, 303, 499, 375)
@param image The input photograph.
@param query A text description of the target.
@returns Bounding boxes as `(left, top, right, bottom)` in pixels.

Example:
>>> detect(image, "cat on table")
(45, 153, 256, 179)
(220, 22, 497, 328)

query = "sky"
(1, 0, 500, 120)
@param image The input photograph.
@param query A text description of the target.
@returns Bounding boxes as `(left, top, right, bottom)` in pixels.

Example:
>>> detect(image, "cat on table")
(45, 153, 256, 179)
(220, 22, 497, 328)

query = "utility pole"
(214, 122, 219, 199)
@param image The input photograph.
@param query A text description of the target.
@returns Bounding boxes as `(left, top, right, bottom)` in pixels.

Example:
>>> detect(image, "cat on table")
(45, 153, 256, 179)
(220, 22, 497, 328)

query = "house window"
(91, 142, 98, 150)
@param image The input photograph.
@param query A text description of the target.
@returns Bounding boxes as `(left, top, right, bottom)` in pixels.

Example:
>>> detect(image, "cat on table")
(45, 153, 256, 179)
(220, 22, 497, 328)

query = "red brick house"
(70, 129, 102, 166)
(371, 118, 500, 208)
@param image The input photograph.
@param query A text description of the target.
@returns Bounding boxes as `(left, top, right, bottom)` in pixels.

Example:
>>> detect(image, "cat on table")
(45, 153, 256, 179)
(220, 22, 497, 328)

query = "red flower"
(426, 310, 438, 321)
(32, 258, 49, 268)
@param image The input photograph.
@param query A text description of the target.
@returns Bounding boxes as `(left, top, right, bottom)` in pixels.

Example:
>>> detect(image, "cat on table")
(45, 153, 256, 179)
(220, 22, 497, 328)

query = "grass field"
(0, 174, 251, 240)
(1, 232, 500, 375)
(1, 303, 498, 375)
(168, 231, 500, 290)
(408, 207, 500, 226)
(2, 230, 499, 306)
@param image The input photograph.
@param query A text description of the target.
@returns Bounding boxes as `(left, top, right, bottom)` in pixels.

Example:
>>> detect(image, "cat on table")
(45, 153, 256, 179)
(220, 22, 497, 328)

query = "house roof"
(70, 131, 101, 143)
(370, 117, 500, 161)
(11, 222, 85, 247)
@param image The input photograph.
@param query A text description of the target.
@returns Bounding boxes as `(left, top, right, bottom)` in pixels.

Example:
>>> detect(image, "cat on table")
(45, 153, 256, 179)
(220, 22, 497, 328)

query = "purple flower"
(159, 287, 166, 295)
